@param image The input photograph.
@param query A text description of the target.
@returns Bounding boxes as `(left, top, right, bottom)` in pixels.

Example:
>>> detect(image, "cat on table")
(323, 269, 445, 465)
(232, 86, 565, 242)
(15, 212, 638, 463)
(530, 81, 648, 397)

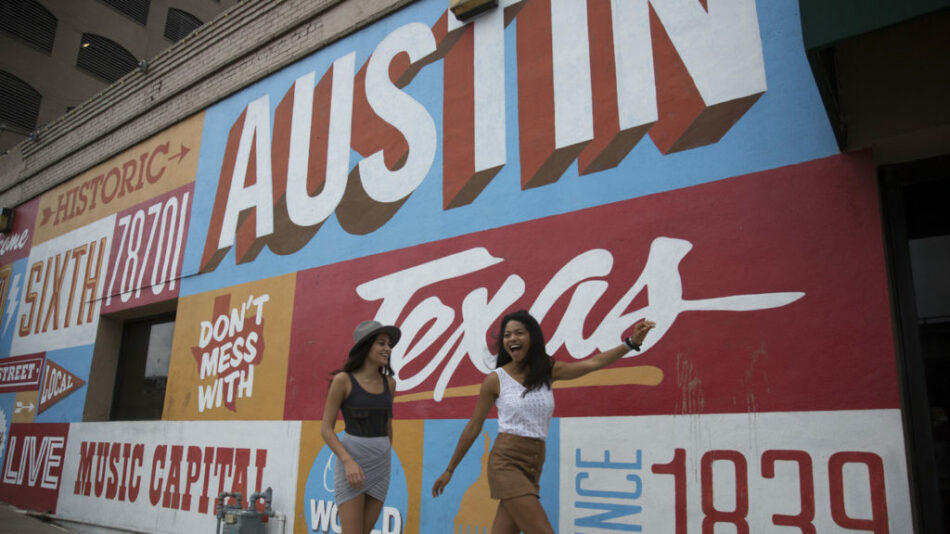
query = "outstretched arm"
(431, 373, 500, 497)
(553, 320, 655, 381)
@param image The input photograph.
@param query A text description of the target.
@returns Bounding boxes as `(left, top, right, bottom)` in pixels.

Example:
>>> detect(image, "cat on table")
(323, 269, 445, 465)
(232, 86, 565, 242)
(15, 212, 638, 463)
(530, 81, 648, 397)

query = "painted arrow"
(168, 143, 190, 163)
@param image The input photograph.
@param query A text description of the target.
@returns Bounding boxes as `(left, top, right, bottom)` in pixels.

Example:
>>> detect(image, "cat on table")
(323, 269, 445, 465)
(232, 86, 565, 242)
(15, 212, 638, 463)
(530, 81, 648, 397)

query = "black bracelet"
(624, 337, 641, 351)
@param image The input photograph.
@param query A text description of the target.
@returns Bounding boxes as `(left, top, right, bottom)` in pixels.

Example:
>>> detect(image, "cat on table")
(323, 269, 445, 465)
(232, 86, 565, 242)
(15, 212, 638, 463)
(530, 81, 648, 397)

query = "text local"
(39, 366, 75, 405)
(200, 0, 766, 272)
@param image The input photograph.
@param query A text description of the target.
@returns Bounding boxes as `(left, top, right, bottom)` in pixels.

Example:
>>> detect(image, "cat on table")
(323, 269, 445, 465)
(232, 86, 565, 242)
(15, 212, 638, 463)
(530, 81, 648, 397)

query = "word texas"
(361, 237, 803, 400)
(201, 0, 766, 272)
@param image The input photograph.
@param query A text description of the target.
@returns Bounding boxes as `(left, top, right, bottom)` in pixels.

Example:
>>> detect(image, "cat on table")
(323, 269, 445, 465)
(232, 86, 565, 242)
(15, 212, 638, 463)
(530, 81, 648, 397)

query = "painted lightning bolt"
(3, 273, 21, 335)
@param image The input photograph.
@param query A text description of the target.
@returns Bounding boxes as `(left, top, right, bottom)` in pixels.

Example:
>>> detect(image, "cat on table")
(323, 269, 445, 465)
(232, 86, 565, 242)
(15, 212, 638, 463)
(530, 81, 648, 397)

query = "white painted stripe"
(474, 6, 507, 172)
(612, 0, 658, 129)
(551, 0, 594, 149)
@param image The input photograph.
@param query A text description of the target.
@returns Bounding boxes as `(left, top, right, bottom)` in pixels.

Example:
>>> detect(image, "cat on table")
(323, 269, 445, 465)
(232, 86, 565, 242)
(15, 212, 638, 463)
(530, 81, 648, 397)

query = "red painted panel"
(0, 353, 45, 393)
(101, 184, 193, 314)
(284, 152, 895, 420)
(0, 423, 69, 513)
(0, 197, 38, 265)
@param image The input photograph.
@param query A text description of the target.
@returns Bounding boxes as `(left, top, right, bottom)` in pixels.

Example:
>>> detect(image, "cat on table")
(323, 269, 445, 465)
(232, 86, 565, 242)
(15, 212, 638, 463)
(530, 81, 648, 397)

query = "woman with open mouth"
(432, 309, 655, 533)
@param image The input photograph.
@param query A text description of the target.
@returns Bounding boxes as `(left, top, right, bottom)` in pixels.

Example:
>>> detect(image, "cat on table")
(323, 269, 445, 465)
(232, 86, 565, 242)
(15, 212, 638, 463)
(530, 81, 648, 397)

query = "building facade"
(0, 0, 238, 154)
(0, 0, 948, 532)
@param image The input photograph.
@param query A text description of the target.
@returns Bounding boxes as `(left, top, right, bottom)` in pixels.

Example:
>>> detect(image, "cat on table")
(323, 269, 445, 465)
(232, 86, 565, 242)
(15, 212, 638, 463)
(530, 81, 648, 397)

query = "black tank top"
(341, 373, 392, 438)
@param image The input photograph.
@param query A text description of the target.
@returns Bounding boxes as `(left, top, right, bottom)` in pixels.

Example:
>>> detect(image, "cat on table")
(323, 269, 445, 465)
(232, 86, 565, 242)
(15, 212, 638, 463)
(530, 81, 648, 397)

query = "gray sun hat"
(349, 320, 401, 358)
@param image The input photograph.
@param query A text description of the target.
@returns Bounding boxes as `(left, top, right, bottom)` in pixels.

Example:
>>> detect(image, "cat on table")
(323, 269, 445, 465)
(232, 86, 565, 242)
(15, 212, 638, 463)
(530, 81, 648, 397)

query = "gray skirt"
(334, 433, 391, 505)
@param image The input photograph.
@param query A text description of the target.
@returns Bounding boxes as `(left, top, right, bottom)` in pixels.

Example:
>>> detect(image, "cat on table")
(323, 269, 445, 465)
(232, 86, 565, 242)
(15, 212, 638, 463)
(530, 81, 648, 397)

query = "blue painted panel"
(34, 345, 92, 423)
(182, 0, 838, 295)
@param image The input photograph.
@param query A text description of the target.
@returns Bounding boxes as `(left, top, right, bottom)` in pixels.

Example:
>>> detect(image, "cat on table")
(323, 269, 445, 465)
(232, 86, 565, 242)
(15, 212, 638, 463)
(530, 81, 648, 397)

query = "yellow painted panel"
(33, 112, 204, 244)
(163, 272, 295, 420)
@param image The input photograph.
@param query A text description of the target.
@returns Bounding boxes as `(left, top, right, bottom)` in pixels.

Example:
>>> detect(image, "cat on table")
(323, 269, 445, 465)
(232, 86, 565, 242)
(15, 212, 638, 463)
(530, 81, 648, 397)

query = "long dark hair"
(330, 334, 395, 380)
(495, 310, 552, 395)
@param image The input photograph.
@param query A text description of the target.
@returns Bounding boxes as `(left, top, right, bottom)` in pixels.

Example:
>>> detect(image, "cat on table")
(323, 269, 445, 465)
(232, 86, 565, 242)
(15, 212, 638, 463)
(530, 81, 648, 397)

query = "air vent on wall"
(0, 0, 57, 53)
(98, 0, 150, 25)
(0, 70, 41, 131)
(164, 8, 203, 43)
(76, 33, 139, 83)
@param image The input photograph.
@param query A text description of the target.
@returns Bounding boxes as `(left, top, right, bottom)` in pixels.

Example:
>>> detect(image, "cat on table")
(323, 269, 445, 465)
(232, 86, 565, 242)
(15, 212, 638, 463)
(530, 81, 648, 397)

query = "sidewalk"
(0, 502, 77, 534)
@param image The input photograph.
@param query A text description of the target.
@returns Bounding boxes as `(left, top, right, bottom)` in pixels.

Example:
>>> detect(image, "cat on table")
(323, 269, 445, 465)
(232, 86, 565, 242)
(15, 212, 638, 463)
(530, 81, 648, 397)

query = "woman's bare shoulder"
(329, 371, 351, 394)
(481, 370, 500, 394)
(331, 371, 350, 383)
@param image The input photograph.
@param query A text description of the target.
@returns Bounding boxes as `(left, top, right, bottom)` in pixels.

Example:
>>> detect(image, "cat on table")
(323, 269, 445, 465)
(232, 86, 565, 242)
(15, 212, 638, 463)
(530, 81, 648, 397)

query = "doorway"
(110, 313, 175, 420)
(882, 154, 950, 532)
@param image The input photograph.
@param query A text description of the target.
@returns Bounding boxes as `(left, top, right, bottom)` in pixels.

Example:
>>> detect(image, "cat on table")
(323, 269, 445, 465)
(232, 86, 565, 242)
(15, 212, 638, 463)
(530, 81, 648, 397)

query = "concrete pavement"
(0, 502, 77, 533)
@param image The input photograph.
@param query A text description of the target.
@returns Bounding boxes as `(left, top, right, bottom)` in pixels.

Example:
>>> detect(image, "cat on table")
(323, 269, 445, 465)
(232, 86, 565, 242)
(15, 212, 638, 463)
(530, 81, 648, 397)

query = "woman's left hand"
(432, 470, 453, 497)
(630, 320, 656, 345)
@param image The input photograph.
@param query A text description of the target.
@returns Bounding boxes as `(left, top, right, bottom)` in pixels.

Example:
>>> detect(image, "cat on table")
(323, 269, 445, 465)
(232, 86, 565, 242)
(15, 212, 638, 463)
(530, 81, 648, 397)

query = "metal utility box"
(215, 488, 274, 534)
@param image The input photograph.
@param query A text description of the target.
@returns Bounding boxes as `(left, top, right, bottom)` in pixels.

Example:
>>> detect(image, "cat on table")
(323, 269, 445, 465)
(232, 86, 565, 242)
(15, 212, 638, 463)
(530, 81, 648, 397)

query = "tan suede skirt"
(487, 432, 546, 500)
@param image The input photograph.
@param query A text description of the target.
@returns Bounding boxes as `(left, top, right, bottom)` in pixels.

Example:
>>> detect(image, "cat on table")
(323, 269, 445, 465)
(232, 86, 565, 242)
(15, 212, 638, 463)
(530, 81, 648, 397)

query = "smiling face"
(366, 333, 393, 368)
(503, 320, 531, 363)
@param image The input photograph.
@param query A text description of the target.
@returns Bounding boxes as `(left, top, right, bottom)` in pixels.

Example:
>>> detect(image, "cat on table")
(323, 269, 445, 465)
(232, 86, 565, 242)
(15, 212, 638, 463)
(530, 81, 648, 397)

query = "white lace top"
(494, 367, 555, 439)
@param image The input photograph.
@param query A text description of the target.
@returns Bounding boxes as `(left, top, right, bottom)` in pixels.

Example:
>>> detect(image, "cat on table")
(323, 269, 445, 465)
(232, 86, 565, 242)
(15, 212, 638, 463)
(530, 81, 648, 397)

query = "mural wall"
(0, 0, 913, 532)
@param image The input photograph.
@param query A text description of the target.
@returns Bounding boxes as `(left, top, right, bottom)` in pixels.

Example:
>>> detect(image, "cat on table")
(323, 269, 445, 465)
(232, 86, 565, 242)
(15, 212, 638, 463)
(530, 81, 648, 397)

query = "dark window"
(76, 33, 138, 83)
(164, 8, 203, 42)
(111, 314, 174, 420)
(0, 0, 57, 53)
(0, 70, 41, 131)
(97, 0, 150, 25)
(883, 155, 950, 532)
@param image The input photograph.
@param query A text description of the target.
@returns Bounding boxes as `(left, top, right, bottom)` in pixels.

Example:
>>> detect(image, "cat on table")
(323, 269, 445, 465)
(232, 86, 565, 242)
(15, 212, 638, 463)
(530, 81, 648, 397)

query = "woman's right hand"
(431, 470, 452, 497)
(343, 458, 365, 489)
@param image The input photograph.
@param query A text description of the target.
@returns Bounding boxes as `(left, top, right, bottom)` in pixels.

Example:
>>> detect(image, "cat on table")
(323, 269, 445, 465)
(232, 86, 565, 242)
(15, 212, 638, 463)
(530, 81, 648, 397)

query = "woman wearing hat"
(431, 310, 655, 533)
(321, 320, 401, 533)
